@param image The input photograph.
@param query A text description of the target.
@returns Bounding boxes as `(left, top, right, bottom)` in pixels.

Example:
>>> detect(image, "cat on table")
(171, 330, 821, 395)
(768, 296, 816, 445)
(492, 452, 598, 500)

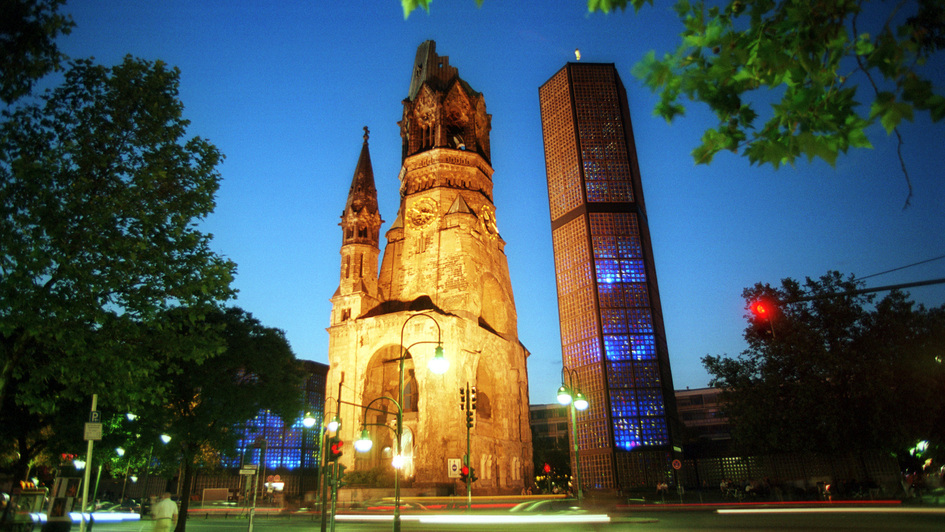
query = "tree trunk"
(174, 457, 194, 532)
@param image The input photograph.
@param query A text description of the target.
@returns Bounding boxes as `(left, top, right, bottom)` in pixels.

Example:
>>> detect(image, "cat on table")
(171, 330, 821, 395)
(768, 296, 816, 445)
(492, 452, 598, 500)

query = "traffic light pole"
(460, 382, 475, 510)
(465, 416, 471, 511)
(321, 374, 344, 532)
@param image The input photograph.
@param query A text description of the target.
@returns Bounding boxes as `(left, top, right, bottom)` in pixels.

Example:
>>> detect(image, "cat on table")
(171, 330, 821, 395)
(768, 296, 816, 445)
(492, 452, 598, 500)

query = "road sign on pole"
(448, 458, 461, 478)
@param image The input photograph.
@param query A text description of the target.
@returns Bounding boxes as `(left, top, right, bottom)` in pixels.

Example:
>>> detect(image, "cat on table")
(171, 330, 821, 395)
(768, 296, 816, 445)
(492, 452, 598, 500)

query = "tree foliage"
(0, 0, 74, 104)
(403, 0, 945, 206)
(703, 271, 945, 459)
(0, 55, 236, 418)
(624, 0, 945, 207)
(122, 307, 303, 531)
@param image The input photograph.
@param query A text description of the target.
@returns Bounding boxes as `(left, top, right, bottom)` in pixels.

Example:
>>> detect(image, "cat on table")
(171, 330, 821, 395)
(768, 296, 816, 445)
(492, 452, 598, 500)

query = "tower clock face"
(406, 197, 438, 229)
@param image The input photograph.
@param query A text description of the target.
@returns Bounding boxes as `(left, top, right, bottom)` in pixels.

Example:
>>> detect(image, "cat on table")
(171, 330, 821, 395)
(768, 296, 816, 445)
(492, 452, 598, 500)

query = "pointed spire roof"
(345, 126, 378, 217)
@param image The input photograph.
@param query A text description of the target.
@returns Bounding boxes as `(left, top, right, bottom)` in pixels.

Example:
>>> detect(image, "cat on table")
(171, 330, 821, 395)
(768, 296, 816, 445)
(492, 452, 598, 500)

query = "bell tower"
(332, 127, 382, 325)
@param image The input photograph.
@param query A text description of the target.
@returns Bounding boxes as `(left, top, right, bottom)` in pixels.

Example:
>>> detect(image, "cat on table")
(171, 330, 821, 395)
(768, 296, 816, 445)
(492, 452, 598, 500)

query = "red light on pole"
(749, 299, 777, 338)
(543, 463, 551, 474)
(750, 300, 770, 318)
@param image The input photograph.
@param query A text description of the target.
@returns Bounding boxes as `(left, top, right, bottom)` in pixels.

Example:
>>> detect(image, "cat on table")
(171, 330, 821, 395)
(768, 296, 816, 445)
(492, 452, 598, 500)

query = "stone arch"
(358, 344, 415, 471)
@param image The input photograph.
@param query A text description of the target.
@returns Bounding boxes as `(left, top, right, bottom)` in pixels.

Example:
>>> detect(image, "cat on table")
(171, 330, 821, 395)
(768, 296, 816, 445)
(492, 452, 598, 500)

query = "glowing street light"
(428, 345, 449, 374)
(302, 412, 317, 429)
(558, 367, 589, 503)
(354, 429, 374, 453)
(326, 416, 340, 432)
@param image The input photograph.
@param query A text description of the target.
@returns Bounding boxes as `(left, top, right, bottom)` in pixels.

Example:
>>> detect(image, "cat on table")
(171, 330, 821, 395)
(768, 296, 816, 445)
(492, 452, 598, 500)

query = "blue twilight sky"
(56, 1, 944, 404)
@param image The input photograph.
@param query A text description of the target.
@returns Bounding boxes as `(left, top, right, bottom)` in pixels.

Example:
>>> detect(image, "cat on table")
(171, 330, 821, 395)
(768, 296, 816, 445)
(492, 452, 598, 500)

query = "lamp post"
(557, 367, 589, 503)
(301, 412, 316, 503)
(355, 313, 448, 532)
(321, 372, 344, 532)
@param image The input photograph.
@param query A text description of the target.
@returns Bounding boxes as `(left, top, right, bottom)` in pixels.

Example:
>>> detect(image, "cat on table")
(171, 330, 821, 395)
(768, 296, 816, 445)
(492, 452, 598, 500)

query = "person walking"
(151, 492, 178, 532)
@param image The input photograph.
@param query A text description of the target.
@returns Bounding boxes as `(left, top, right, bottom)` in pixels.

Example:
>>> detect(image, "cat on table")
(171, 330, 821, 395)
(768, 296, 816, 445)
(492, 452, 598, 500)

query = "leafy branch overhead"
(402, 0, 945, 207)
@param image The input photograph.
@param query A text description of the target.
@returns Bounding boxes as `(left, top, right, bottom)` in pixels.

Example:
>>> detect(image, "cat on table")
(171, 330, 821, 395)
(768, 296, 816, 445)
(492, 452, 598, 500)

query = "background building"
(539, 62, 680, 492)
(326, 41, 532, 494)
(529, 404, 570, 492)
(675, 387, 731, 444)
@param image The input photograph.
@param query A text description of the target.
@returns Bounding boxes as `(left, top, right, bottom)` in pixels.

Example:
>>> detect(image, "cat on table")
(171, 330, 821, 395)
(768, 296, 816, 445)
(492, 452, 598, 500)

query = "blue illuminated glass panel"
(630, 335, 656, 360)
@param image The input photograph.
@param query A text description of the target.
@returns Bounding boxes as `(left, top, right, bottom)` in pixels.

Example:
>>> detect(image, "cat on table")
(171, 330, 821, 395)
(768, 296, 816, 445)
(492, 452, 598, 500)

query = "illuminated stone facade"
(327, 41, 532, 494)
(539, 63, 679, 491)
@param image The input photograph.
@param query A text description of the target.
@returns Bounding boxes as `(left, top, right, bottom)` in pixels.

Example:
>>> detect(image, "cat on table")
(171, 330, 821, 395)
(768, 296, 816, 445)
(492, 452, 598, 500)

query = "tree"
(703, 271, 945, 462)
(403, 0, 945, 206)
(126, 307, 303, 532)
(0, 0, 74, 104)
(0, 56, 236, 428)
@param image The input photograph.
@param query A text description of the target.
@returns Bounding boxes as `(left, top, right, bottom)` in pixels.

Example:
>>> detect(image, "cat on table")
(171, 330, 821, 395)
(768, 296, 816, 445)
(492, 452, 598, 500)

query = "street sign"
(88, 411, 101, 423)
(240, 464, 257, 476)
(447, 458, 461, 478)
(672, 459, 682, 470)
(83, 422, 102, 441)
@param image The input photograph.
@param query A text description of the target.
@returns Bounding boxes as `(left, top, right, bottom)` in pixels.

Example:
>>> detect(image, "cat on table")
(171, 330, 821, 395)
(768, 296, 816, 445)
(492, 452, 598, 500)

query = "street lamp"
(557, 367, 589, 502)
(354, 429, 373, 453)
(355, 313, 447, 532)
(326, 416, 340, 432)
(303, 412, 317, 429)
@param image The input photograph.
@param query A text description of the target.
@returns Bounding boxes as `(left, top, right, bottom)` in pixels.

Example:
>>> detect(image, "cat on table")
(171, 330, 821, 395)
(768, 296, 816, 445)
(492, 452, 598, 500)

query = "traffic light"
(470, 386, 477, 410)
(460, 465, 469, 482)
(749, 298, 778, 320)
(543, 463, 551, 474)
(459, 387, 466, 410)
(327, 436, 343, 462)
(465, 409, 474, 428)
(750, 300, 770, 318)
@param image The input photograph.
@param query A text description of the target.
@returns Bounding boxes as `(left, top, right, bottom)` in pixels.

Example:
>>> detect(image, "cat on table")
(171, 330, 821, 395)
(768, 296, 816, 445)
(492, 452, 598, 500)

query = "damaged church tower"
(327, 41, 532, 493)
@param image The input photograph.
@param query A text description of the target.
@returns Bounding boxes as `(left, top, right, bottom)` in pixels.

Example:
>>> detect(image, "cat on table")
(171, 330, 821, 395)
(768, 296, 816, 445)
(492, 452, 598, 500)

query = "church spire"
(342, 126, 381, 247)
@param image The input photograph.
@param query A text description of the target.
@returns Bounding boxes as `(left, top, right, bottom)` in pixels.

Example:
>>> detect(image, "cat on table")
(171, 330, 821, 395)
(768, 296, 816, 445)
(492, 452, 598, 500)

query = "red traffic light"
(461, 465, 469, 476)
(328, 438, 344, 462)
(750, 300, 773, 319)
(543, 463, 551, 474)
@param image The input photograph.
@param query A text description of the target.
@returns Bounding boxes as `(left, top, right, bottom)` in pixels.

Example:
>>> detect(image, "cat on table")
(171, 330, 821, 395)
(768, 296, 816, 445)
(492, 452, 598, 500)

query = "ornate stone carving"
(444, 86, 471, 127)
(413, 88, 438, 128)
(478, 204, 498, 239)
(406, 197, 438, 229)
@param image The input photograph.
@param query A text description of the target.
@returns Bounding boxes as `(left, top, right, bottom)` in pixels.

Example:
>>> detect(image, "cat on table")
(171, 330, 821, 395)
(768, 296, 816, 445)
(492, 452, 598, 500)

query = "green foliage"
(122, 306, 303, 526)
(0, 55, 236, 480)
(343, 465, 395, 487)
(0, 0, 74, 104)
(703, 271, 945, 457)
(0, 55, 237, 417)
(615, 0, 944, 205)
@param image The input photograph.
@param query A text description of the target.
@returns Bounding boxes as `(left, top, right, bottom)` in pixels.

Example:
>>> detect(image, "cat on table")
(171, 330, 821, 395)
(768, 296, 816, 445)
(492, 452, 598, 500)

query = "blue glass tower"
(539, 63, 679, 490)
